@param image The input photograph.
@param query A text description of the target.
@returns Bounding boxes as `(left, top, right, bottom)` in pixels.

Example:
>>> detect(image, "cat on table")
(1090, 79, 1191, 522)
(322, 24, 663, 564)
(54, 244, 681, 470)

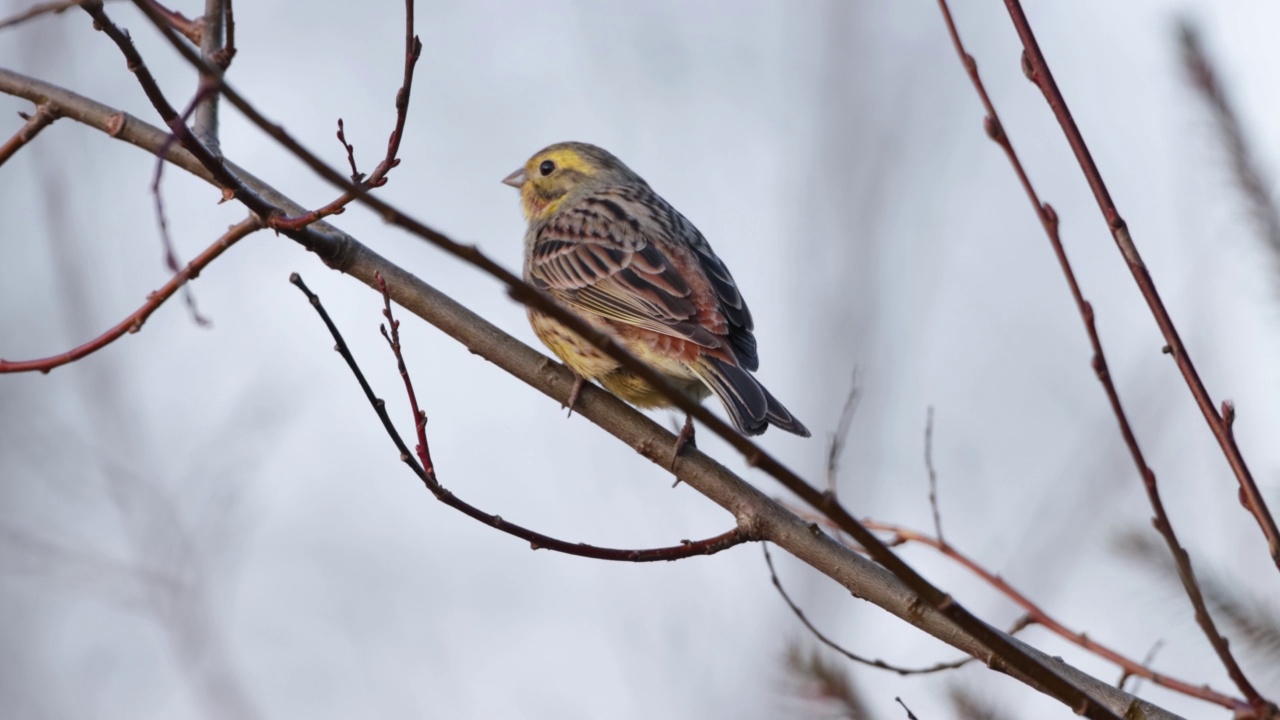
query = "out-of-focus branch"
(1178, 23, 1280, 275)
(937, 3, 1273, 716)
(0, 215, 262, 373)
(0, 102, 58, 167)
(87, 7, 1133, 712)
(0, 0, 103, 32)
(1001, 1, 1280, 577)
(0, 68, 1176, 719)
(290, 272, 749, 563)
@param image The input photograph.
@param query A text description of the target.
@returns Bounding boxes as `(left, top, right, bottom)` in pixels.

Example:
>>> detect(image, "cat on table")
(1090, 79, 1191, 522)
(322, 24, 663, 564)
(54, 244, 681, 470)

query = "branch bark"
(0, 67, 1179, 720)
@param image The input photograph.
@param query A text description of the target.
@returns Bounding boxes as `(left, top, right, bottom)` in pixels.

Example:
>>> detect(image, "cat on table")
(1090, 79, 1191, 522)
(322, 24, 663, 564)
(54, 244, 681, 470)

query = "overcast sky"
(2, 1, 1278, 718)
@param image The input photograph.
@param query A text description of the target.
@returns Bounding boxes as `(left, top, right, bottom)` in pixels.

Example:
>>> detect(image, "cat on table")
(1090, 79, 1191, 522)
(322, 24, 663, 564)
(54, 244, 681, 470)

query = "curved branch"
(291, 272, 749, 563)
(0, 67, 1177, 720)
(85, 7, 1130, 713)
(0, 215, 262, 373)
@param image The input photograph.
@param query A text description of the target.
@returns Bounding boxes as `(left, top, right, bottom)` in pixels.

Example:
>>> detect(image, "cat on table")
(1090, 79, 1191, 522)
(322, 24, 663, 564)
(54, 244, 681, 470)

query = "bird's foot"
(669, 414, 696, 480)
(563, 374, 585, 417)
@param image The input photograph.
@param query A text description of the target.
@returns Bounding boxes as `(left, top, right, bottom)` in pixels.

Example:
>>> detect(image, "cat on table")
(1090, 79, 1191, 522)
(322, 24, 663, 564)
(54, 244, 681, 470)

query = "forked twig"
(289, 273, 749, 563)
(937, 2, 1271, 715)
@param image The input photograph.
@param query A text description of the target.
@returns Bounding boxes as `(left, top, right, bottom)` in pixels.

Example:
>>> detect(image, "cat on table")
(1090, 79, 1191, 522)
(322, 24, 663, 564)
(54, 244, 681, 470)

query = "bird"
(503, 142, 809, 460)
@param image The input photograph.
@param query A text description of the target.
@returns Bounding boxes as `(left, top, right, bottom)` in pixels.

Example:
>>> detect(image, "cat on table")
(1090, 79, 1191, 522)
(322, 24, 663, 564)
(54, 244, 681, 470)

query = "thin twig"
(790, 502, 1243, 711)
(825, 368, 859, 498)
(151, 83, 219, 325)
(0, 216, 261, 374)
(269, 0, 420, 231)
(0, 102, 58, 167)
(1118, 640, 1164, 695)
(1003, 1, 1280, 575)
(764, 543, 973, 676)
(895, 697, 920, 720)
(76, 4, 1128, 712)
(938, 3, 1272, 716)
(290, 272, 749, 563)
(0, 68, 1175, 719)
(923, 406, 944, 546)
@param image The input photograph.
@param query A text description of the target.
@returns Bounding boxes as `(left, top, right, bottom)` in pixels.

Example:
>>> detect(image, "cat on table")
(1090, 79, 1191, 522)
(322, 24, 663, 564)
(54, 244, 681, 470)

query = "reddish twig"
(335, 119, 363, 183)
(864, 519, 1242, 711)
(790, 504, 1244, 711)
(764, 543, 977, 676)
(82, 5, 1128, 712)
(0, 215, 261, 374)
(289, 272, 749, 563)
(143, 0, 200, 44)
(1002, 1, 1280, 574)
(150, 82, 221, 328)
(0, 102, 58, 167)
(937, 3, 1273, 716)
(269, 0, 420, 231)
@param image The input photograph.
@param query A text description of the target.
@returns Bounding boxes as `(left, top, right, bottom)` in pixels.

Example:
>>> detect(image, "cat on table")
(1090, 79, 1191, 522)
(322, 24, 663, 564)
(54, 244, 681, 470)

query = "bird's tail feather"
(691, 357, 810, 438)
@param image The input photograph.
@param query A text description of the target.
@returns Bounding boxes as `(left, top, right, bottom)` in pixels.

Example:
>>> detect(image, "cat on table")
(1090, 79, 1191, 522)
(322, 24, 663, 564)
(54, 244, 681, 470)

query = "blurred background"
(2, 1, 1278, 717)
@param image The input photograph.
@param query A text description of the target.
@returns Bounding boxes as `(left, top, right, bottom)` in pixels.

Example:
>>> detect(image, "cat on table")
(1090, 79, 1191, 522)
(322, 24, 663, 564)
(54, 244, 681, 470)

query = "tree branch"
(0, 215, 262, 373)
(82, 7, 1136, 711)
(937, 3, 1273, 715)
(0, 67, 1176, 718)
(0, 101, 58, 167)
(1001, 0, 1280, 577)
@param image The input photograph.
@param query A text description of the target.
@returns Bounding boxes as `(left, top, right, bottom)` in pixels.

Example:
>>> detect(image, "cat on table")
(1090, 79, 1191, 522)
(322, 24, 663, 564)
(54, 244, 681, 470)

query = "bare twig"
(0, 67, 1175, 719)
(938, 2, 1272, 715)
(825, 368, 859, 497)
(290, 273, 748, 562)
(895, 697, 920, 720)
(79, 5, 1130, 713)
(791, 504, 1244, 711)
(1118, 640, 1164, 695)
(269, 0, 420, 231)
(923, 407, 944, 546)
(1003, 1, 1280, 575)
(0, 102, 58, 167)
(764, 543, 973, 675)
(0, 216, 261, 374)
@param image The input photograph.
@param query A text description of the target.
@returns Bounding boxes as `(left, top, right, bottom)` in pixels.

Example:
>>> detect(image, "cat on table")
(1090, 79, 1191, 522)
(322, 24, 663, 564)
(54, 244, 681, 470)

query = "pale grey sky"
(1, 1, 1278, 718)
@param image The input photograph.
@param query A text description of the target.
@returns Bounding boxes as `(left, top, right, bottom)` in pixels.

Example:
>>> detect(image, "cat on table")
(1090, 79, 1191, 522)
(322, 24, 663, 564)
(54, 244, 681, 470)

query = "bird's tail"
(690, 357, 810, 438)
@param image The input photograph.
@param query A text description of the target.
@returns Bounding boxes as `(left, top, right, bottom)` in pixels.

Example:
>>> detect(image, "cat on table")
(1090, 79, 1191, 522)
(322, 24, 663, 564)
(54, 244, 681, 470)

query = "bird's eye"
(539, 160, 556, 176)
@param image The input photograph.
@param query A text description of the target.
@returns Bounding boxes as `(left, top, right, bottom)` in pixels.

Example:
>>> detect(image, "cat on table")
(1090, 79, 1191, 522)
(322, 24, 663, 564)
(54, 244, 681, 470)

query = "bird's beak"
(502, 168, 527, 188)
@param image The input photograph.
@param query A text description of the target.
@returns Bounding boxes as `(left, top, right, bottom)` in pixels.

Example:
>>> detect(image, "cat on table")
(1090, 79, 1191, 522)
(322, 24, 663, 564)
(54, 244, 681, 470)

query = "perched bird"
(503, 142, 809, 455)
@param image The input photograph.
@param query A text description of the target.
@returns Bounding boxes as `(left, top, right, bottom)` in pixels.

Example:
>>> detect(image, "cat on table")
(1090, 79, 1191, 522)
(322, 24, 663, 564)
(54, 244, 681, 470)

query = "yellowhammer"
(503, 142, 809, 454)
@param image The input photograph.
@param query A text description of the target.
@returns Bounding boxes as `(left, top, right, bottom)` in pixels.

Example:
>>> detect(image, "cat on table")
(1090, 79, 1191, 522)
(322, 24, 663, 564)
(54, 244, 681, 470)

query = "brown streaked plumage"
(503, 141, 809, 439)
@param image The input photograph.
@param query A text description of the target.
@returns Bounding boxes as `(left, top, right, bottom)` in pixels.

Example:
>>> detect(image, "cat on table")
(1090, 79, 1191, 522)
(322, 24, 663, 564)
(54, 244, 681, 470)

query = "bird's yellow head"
(503, 142, 642, 221)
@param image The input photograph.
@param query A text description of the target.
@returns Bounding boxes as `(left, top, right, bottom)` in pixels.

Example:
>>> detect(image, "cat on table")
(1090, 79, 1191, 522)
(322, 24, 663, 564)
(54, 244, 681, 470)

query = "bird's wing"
(528, 191, 731, 354)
